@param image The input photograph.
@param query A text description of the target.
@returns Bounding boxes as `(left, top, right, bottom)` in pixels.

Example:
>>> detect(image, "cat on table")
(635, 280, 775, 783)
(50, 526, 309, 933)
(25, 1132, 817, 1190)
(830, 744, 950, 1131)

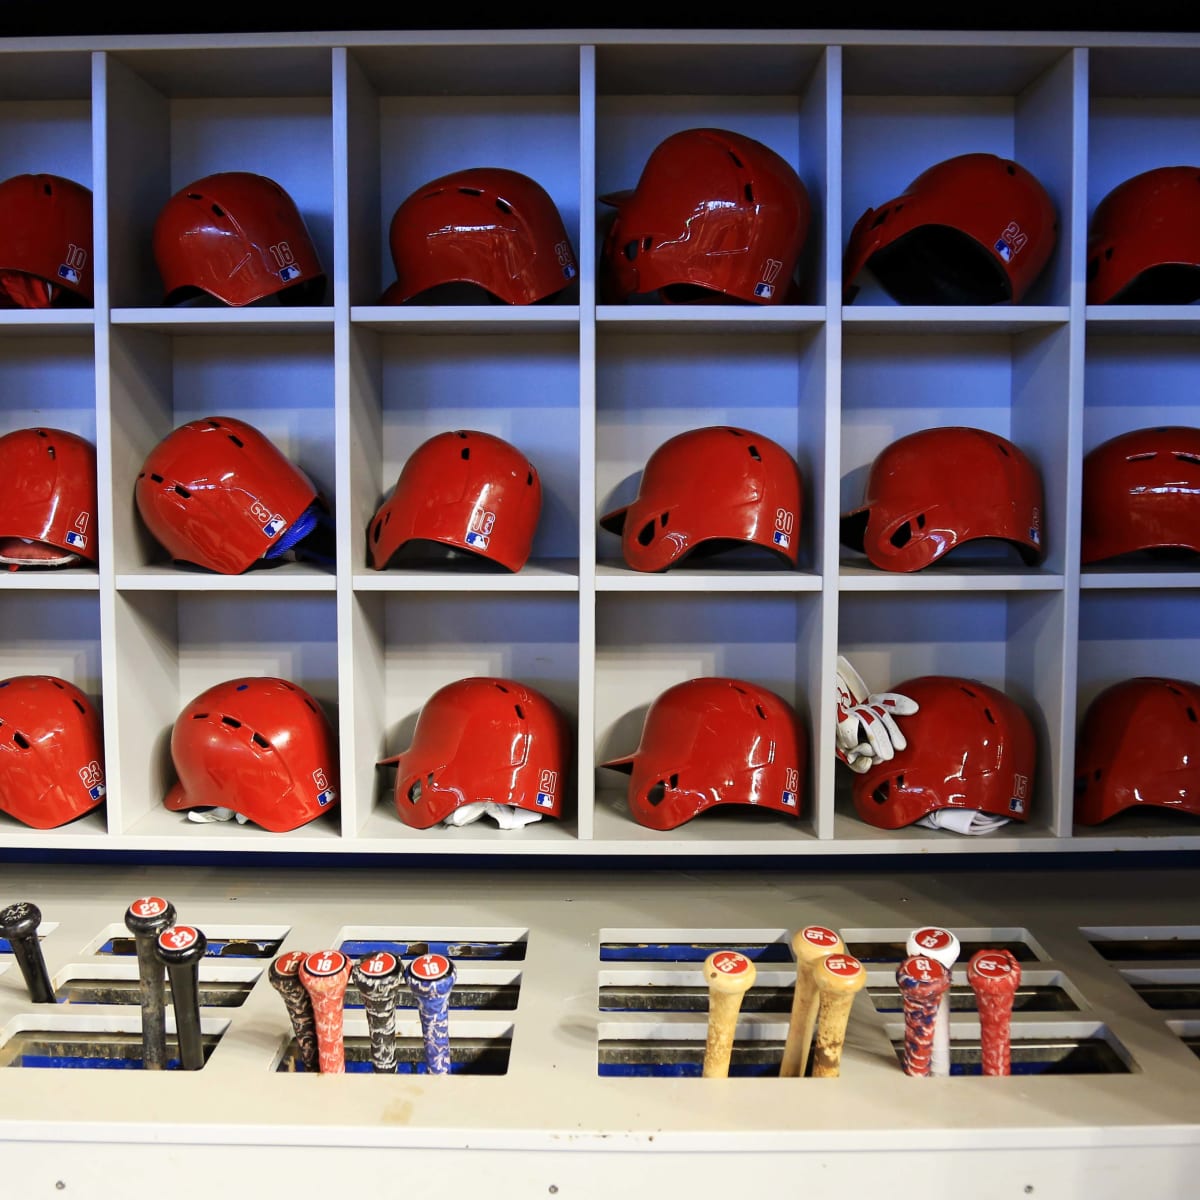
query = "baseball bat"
(701, 950, 756, 1078)
(967, 949, 1022, 1076)
(405, 952, 457, 1075)
(896, 954, 951, 1077)
(299, 950, 352, 1074)
(779, 924, 844, 1077)
(0, 901, 55, 1004)
(269, 950, 319, 1073)
(352, 951, 405, 1074)
(154, 924, 207, 1071)
(810, 952, 866, 1078)
(906, 926, 960, 1078)
(124, 896, 176, 1071)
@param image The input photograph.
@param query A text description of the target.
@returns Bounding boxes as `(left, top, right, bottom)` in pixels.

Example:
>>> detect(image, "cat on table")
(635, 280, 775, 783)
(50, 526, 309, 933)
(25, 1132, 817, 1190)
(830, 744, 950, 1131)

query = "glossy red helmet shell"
(380, 676, 571, 828)
(1074, 677, 1200, 825)
(1081, 426, 1200, 564)
(844, 152, 1057, 305)
(0, 675, 105, 829)
(840, 426, 1045, 572)
(1087, 167, 1200, 305)
(0, 173, 93, 309)
(369, 430, 543, 573)
(600, 676, 807, 831)
(381, 167, 577, 305)
(600, 426, 803, 572)
(600, 127, 811, 305)
(853, 676, 1036, 830)
(153, 172, 326, 306)
(164, 676, 338, 832)
(0, 427, 98, 567)
(135, 416, 319, 574)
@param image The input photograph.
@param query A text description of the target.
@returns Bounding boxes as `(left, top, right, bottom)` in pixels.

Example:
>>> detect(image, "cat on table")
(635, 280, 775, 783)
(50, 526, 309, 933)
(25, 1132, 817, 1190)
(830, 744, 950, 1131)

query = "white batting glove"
(835, 655, 919, 772)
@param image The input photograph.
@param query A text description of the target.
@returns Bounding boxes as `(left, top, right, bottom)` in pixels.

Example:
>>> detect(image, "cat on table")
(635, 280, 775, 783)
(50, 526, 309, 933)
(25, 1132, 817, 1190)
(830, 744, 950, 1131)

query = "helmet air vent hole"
(495, 683, 509, 693)
(755, 704, 767, 720)
(1187, 706, 1198, 724)
(458, 188, 483, 197)
(659, 512, 668, 527)
(997, 442, 1010, 456)
(495, 199, 513, 214)
(303, 698, 317, 712)
(36, 429, 48, 438)
(1176, 452, 1200, 465)
(527, 471, 534, 485)
(210, 204, 225, 218)
(961, 687, 977, 698)
(227, 434, 243, 448)
(647, 782, 666, 807)
(371, 518, 382, 544)
(206, 419, 221, 428)
(407, 779, 421, 804)
(72, 698, 85, 714)
(50, 679, 63, 688)
(637, 519, 656, 547)
(642, 237, 653, 252)
(748, 444, 761, 461)
(174, 484, 191, 498)
(744, 184, 754, 204)
(1105, 247, 1114, 261)
(461, 448, 470, 460)
(622, 240, 638, 262)
(984, 706, 996, 724)
(871, 207, 890, 229)
(890, 521, 912, 549)
(916, 513, 926, 529)
(236, 683, 249, 691)
(669, 773, 679, 788)
(46, 445, 55, 459)
(12, 732, 29, 749)
(1006, 163, 1016, 175)
(727, 150, 744, 169)
(732, 685, 746, 694)
(872, 780, 890, 805)
(192, 713, 208, 719)
(252, 732, 270, 749)
(1127, 452, 1156, 461)
(221, 716, 242, 728)
(150, 473, 164, 483)
(514, 704, 526, 720)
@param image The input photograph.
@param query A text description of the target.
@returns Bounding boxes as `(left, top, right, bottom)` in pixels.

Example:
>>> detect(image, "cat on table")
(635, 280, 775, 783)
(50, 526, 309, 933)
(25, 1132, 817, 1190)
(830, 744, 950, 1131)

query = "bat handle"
(810, 953, 866, 1078)
(780, 925, 844, 1078)
(967, 949, 1022, 1077)
(0, 901, 55, 1004)
(300, 950, 352, 1074)
(269, 950, 319, 1072)
(906, 927, 960, 1078)
(154, 924, 208, 1070)
(124, 896, 176, 1071)
(352, 952, 405, 1074)
(701, 950, 757, 1079)
(897, 955, 951, 1078)
(405, 953, 457, 1075)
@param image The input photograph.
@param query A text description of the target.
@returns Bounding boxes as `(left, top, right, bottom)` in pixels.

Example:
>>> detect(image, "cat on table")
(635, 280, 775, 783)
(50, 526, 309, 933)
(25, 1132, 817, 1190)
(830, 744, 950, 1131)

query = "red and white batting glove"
(835, 655, 919, 773)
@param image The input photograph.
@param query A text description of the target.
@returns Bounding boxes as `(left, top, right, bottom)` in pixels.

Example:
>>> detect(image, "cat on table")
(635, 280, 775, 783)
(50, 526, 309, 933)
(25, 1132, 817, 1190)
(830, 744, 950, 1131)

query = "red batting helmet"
(380, 676, 571, 828)
(1081, 426, 1200, 565)
(381, 167, 577, 305)
(0, 173, 93, 309)
(600, 127, 811, 305)
(164, 676, 338, 832)
(844, 152, 1057, 305)
(1074, 677, 1200, 825)
(840, 426, 1045, 572)
(852, 675, 1036, 830)
(0, 427, 97, 567)
(600, 676, 807, 831)
(135, 416, 320, 574)
(0, 675, 106, 829)
(369, 430, 543, 573)
(153, 172, 326, 306)
(1087, 167, 1200, 305)
(600, 425, 803, 572)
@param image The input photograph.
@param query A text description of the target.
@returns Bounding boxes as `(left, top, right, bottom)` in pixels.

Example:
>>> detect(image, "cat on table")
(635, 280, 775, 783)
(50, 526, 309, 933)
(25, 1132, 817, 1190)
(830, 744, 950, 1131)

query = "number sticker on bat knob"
(913, 928, 953, 951)
(802, 926, 840, 947)
(972, 955, 1014, 978)
(903, 955, 947, 982)
(131, 896, 170, 919)
(359, 952, 399, 976)
(711, 951, 751, 975)
(273, 951, 305, 976)
(303, 950, 347, 977)
(410, 953, 451, 980)
(823, 954, 863, 978)
(158, 925, 200, 952)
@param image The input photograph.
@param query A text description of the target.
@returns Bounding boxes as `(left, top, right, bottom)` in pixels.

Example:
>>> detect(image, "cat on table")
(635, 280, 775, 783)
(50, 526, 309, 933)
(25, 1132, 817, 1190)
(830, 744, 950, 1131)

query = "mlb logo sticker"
(465, 530, 490, 550)
(754, 282, 775, 299)
(65, 531, 87, 549)
(781, 790, 797, 807)
(1009, 796, 1024, 813)
(316, 788, 336, 807)
(58, 264, 81, 284)
(772, 530, 790, 549)
(535, 792, 555, 808)
(994, 238, 1012, 262)
(263, 515, 285, 537)
(279, 264, 302, 282)
(89, 782, 106, 800)
(562, 264, 577, 279)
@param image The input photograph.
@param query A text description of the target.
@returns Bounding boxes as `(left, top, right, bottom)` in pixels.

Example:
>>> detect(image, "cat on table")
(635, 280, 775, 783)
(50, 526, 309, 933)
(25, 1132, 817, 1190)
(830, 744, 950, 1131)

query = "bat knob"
(353, 950, 404, 993)
(405, 952, 456, 999)
(703, 949, 757, 996)
(154, 924, 208, 966)
(300, 950, 351, 993)
(269, 949, 307, 987)
(0, 901, 41, 940)
(125, 896, 176, 938)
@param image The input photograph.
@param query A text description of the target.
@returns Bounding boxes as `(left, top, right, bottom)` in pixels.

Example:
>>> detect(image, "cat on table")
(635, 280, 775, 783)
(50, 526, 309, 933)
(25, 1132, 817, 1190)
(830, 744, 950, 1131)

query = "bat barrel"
(811, 952, 866, 1078)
